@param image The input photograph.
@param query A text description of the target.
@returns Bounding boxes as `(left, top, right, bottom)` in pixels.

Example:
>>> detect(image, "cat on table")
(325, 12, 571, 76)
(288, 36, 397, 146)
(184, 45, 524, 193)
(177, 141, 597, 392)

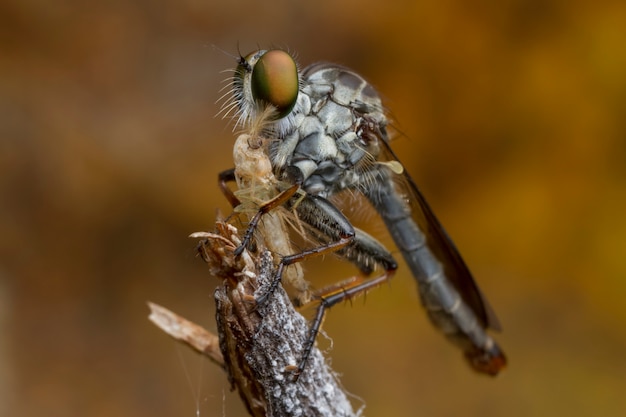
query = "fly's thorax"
(269, 64, 389, 198)
(301, 63, 385, 114)
(233, 50, 390, 199)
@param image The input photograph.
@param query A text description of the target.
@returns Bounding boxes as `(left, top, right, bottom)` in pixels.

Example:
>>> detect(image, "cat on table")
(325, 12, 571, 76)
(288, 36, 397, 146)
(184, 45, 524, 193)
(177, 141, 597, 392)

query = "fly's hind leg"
(275, 195, 398, 380)
(291, 227, 398, 380)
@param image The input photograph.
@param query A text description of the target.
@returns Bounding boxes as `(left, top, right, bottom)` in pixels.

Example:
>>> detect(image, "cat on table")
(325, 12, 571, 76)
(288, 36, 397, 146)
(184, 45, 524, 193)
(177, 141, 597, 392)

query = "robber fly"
(217, 48, 506, 377)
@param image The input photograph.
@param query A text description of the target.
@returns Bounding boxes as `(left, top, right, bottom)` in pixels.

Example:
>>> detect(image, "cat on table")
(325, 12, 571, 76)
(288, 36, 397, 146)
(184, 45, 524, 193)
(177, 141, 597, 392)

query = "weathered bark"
(150, 222, 356, 417)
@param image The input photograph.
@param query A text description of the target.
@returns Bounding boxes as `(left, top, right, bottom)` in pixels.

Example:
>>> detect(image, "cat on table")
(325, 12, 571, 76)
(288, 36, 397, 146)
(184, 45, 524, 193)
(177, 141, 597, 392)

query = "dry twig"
(149, 222, 357, 417)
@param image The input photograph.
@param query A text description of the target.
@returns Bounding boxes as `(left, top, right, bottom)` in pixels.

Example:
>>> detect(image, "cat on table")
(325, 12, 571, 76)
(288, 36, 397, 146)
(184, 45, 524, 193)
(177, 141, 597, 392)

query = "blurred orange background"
(2, 1, 626, 416)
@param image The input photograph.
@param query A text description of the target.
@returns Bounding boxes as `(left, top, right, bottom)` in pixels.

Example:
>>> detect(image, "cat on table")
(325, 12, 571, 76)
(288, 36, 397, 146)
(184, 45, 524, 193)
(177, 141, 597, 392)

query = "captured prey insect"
(218, 48, 507, 376)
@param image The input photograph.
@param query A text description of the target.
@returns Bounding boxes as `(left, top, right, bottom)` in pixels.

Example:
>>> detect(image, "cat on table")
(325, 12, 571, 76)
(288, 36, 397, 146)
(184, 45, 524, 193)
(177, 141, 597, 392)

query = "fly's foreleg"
(197, 169, 241, 258)
(218, 168, 240, 208)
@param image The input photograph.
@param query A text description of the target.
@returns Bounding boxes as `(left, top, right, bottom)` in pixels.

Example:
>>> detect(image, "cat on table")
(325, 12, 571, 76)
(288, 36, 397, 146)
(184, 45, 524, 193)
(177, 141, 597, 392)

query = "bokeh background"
(2, 1, 626, 416)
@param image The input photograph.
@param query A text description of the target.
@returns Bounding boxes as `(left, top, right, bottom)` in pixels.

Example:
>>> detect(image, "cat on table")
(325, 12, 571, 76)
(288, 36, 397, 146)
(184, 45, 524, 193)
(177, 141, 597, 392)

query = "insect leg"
(218, 168, 241, 208)
(254, 194, 357, 305)
(281, 195, 398, 379)
(233, 183, 301, 256)
(292, 228, 398, 380)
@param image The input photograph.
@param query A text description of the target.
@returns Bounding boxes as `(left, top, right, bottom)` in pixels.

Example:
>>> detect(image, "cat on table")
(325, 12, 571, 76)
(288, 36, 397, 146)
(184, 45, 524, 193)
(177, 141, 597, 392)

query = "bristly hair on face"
(216, 48, 304, 139)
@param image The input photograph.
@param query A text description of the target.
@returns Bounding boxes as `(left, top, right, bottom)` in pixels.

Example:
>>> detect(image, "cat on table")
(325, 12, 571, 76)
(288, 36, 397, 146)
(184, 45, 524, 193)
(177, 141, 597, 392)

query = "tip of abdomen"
(464, 344, 507, 376)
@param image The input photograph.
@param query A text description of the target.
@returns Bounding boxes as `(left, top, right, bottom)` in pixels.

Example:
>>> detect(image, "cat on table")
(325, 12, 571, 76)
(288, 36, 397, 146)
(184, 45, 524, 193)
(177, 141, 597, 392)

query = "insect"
(225, 127, 311, 307)
(218, 48, 507, 377)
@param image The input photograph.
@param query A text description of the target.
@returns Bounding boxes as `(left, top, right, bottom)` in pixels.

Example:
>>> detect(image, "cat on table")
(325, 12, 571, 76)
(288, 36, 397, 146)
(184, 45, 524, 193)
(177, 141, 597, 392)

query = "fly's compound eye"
(250, 50, 298, 119)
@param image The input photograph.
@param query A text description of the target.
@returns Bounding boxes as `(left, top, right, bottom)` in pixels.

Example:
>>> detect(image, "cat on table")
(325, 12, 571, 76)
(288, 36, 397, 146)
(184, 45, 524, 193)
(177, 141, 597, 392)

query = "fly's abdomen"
(366, 177, 506, 375)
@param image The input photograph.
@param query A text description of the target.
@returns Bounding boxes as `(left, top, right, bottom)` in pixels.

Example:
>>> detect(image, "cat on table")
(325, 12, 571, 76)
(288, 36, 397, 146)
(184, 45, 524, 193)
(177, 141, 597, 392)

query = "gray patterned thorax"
(268, 63, 389, 198)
